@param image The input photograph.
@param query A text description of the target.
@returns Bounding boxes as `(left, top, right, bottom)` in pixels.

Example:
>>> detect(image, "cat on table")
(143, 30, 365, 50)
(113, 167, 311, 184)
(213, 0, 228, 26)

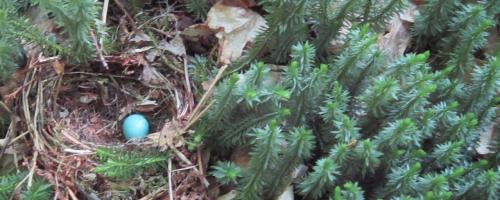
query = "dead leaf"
(276, 186, 294, 200)
(206, 3, 267, 64)
(230, 148, 250, 169)
(201, 79, 214, 91)
(158, 34, 187, 56)
(181, 24, 214, 42)
(129, 46, 154, 54)
(53, 59, 65, 75)
(219, 0, 256, 8)
(477, 123, 496, 155)
(147, 120, 185, 150)
(145, 49, 160, 62)
(139, 64, 174, 90)
(329, 21, 352, 54)
(135, 99, 160, 112)
(79, 93, 98, 104)
(130, 31, 152, 43)
(217, 190, 237, 200)
(377, 3, 416, 61)
(485, 26, 500, 55)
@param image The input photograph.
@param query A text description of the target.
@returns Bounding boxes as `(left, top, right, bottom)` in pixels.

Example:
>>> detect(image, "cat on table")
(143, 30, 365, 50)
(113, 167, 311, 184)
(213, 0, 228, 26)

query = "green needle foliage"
(185, 0, 209, 21)
(412, 0, 459, 50)
(298, 158, 339, 199)
(361, 0, 407, 31)
(196, 7, 500, 196)
(378, 162, 422, 198)
(0, 172, 53, 199)
(312, 0, 361, 57)
(94, 147, 170, 179)
(211, 161, 243, 185)
(21, 178, 54, 200)
(332, 181, 365, 200)
(238, 122, 284, 200)
(464, 53, 500, 120)
(266, 127, 315, 198)
(0, 172, 26, 199)
(232, 0, 405, 70)
(0, 0, 101, 81)
(33, 0, 100, 64)
(441, 5, 492, 78)
(248, 0, 309, 63)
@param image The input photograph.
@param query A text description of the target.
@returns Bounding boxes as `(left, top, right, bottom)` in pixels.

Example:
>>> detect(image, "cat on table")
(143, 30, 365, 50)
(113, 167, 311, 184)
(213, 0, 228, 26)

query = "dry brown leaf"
(230, 148, 250, 169)
(79, 93, 98, 104)
(485, 27, 500, 55)
(276, 186, 294, 200)
(139, 64, 174, 90)
(135, 99, 160, 113)
(476, 124, 494, 155)
(217, 190, 237, 200)
(206, 2, 267, 64)
(476, 105, 499, 155)
(377, 4, 417, 60)
(147, 120, 185, 151)
(52, 59, 65, 75)
(181, 24, 214, 42)
(158, 34, 187, 56)
(219, 0, 256, 8)
(130, 31, 152, 43)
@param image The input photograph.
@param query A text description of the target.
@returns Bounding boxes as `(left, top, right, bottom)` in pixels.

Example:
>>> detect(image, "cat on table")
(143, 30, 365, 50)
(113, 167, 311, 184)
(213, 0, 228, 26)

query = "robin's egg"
(122, 114, 149, 140)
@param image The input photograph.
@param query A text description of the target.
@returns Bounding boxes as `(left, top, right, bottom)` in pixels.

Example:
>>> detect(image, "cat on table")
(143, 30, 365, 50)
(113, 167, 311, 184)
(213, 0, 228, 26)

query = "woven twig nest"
(7, 56, 197, 199)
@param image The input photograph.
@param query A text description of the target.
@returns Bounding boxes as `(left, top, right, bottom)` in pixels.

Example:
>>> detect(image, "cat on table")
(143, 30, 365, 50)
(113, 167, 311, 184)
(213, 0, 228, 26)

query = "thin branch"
(168, 158, 174, 200)
(90, 31, 109, 70)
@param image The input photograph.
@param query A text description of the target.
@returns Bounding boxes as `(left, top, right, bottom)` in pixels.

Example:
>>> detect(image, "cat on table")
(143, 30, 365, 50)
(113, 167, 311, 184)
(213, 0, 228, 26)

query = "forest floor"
(0, 0, 498, 200)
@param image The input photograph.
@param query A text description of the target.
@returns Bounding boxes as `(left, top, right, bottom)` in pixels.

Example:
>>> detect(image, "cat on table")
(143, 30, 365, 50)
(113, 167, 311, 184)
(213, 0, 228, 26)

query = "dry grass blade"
(184, 64, 229, 131)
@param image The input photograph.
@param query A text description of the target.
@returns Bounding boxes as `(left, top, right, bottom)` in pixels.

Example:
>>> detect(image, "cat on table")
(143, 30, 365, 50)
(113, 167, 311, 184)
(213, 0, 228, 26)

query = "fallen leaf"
(146, 120, 185, 151)
(158, 34, 187, 56)
(52, 59, 65, 75)
(135, 99, 160, 112)
(181, 24, 214, 42)
(79, 93, 98, 104)
(130, 31, 152, 43)
(219, 0, 256, 8)
(58, 106, 69, 118)
(201, 79, 213, 91)
(485, 26, 500, 55)
(276, 186, 294, 200)
(217, 190, 237, 200)
(329, 21, 352, 54)
(128, 46, 154, 54)
(291, 164, 308, 180)
(139, 64, 174, 90)
(477, 123, 496, 155)
(145, 49, 160, 62)
(230, 148, 250, 169)
(206, 3, 267, 64)
(377, 3, 416, 61)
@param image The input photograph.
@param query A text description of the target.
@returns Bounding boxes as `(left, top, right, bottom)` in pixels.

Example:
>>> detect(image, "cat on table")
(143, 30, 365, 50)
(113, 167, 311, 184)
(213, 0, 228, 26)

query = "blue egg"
(122, 114, 150, 140)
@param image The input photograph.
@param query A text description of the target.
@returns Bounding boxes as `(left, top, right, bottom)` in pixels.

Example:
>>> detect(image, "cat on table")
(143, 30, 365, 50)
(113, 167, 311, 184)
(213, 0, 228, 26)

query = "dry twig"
(184, 65, 229, 131)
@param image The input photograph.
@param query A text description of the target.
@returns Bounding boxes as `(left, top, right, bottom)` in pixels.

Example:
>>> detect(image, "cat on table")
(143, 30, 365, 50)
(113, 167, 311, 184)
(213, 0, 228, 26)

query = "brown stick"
(90, 31, 109, 70)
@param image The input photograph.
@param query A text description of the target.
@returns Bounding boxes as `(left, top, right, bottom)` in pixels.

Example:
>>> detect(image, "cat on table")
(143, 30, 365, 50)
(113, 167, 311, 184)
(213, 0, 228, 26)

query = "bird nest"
(1, 56, 207, 199)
